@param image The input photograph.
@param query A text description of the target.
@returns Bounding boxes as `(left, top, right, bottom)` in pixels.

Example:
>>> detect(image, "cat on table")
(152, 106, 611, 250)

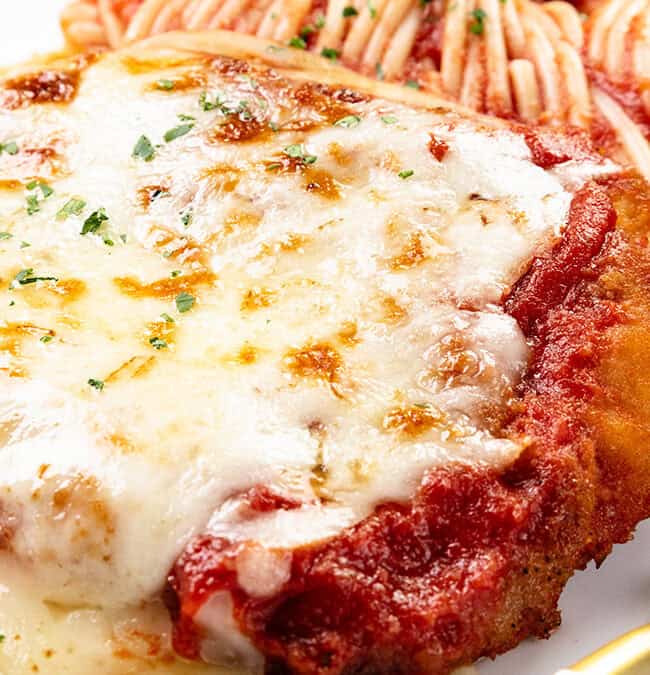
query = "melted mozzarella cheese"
(0, 43, 610, 674)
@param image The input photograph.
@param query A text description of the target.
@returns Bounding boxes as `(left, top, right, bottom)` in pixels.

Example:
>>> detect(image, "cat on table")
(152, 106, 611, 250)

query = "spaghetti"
(60, 0, 650, 178)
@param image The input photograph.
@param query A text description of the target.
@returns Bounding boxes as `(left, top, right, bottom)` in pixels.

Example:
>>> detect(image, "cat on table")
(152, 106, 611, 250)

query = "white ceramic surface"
(1, 3, 649, 673)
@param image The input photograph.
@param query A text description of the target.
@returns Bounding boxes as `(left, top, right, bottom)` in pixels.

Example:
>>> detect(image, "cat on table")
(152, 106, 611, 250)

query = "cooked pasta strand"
(382, 5, 421, 79)
(593, 87, 650, 181)
(441, 0, 470, 97)
(98, 0, 126, 46)
(509, 58, 542, 122)
(482, 0, 512, 115)
(542, 1, 583, 48)
(556, 40, 591, 128)
(343, 0, 389, 64)
(604, 0, 647, 77)
(361, 0, 413, 73)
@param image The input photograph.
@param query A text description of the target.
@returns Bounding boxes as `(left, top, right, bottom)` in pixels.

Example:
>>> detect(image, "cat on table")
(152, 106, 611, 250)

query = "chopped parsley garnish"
(300, 24, 316, 39)
(316, 14, 326, 28)
(149, 336, 168, 350)
(334, 115, 361, 128)
(88, 378, 104, 391)
(20, 241, 30, 248)
(25, 181, 54, 215)
(284, 144, 317, 164)
(40, 335, 53, 343)
(156, 79, 175, 90)
(81, 207, 108, 235)
(405, 79, 420, 89)
(469, 8, 487, 35)
(398, 169, 414, 179)
(11, 268, 58, 287)
(266, 162, 282, 171)
(321, 47, 339, 60)
(178, 113, 196, 122)
(175, 292, 195, 313)
(381, 115, 398, 124)
(161, 312, 175, 323)
(368, 0, 377, 18)
(120, 234, 127, 243)
(133, 135, 155, 161)
(103, 236, 114, 246)
(342, 5, 358, 16)
(0, 633, 4, 643)
(56, 198, 86, 221)
(375, 62, 385, 80)
(170, 270, 182, 277)
(0, 232, 12, 240)
(181, 208, 193, 227)
(199, 91, 221, 111)
(269, 121, 280, 132)
(33, 181, 53, 198)
(164, 122, 194, 142)
(288, 36, 307, 49)
(26, 194, 40, 215)
(0, 141, 18, 155)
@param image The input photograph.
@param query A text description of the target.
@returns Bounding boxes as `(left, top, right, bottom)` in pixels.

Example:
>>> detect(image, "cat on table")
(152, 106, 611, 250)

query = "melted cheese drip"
(0, 49, 606, 673)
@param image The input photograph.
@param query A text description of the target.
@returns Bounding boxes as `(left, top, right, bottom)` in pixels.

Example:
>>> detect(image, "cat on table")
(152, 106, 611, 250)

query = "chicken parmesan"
(0, 31, 649, 675)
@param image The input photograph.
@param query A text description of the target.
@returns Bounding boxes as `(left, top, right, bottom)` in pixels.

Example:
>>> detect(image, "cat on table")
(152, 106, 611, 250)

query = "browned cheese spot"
(114, 270, 215, 300)
(382, 404, 445, 438)
(143, 319, 176, 349)
(121, 55, 206, 75)
(147, 70, 206, 92)
(285, 342, 342, 383)
(200, 164, 242, 193)
(390, 232, 429, 270)
(381, 296, 408, 324)
(1, 70, 80, 109)
(207, 116, 270, 144)
(106, 355, 156, 383)
(241, 286, 276, 311)
(337, 322, 359, 346)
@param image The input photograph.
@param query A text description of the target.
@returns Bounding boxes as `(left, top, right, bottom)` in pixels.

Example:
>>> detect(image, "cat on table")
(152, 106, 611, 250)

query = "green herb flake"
(343, 6, 358, 17)
(269, 121, 280, 132)
(156, 79, 175, 90)
(469, 8, 487, 35)
(170, 270, 182, 278)
(0, 232, 12, 240)
(81, 207, 108, 235)
(300, 24, 315, 39)
(375, 62, 384, 80)
(149, 336, 168, 350)
(381, 115, 398, 124)
(398, 169, 415, 179)
(56, 198, 86, 221)
(120, 234, 127, 243)
(88, 378, 104, 391)
(288, 36, 307, 49)
(405, 79, 420, 89)
(161, 312, 175, 323)
(40, 335, 53, 343)
(11, 268, 58, 288)
(367, 0, 377, 18)
(0, 141, 18, 155)
(164, 123, 194, 143)
(175, 292, 195, 313)
(320, 47, 340, 60)
(0, 633, 5, 643)
(316, 14, 326, 28)
(283, 144, 317, 164)
(266, 162, 282, 171)
(334, 114, 361, 128)
(181, 208, 193, 228)
(103, 237, 114, 246)
(26, 195, 40, 215)
(20, 241, 30, 248)
(132, 135, 155, 161)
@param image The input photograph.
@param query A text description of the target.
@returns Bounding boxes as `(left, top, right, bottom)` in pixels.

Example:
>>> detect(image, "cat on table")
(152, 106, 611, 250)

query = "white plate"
(1, 3, 649, 673)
